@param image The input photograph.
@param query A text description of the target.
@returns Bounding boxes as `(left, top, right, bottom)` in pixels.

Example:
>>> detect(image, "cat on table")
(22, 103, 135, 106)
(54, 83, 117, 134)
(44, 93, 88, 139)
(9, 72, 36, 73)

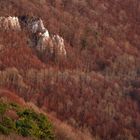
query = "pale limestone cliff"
(0, 16, 67, 59)
(0, 16, 21, 30)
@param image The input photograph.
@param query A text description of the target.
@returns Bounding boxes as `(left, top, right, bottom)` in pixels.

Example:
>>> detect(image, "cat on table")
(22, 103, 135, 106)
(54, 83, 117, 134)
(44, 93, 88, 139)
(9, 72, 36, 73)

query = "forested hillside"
(0, 0, 140, 139)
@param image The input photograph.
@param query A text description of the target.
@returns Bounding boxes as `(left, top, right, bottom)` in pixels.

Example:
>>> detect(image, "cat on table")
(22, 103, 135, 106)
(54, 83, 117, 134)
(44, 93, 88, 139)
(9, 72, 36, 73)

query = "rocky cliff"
(0, 16, 67, 59)
(0, 16, 21, 30)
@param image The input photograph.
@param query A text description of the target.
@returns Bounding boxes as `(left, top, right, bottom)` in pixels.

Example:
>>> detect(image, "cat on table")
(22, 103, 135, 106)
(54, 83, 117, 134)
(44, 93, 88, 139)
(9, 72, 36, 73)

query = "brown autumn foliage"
(0, 31, 45, 70)
(0, 0, 140, 139)
(0, 90, 94, 140)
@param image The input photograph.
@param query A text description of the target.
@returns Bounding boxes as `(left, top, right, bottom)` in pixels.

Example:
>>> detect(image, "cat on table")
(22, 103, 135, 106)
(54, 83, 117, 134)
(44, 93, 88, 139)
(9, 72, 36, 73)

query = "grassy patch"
(0, 102, 54, 140)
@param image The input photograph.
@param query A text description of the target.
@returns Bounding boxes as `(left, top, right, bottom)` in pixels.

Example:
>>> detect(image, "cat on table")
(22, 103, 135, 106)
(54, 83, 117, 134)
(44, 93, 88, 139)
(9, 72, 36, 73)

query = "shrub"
(0, 102, 54, 140)
(16, 118, 32, 137)
(2, 117, 16, 131)
(0, 124, 10, 135)
(9, 103, 20, 111)
(16, 109, 55, 139)
(0, 103, 7, 115)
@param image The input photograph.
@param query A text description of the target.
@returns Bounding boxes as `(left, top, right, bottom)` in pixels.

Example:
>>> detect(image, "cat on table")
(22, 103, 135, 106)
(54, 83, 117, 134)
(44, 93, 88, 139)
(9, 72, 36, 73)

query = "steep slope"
(0, 0, 139, 71)
(0, 31, 45, 70)
(0, 0, 140, 140)
(0, 89, 94, 140)
(0, 90, 54, 140)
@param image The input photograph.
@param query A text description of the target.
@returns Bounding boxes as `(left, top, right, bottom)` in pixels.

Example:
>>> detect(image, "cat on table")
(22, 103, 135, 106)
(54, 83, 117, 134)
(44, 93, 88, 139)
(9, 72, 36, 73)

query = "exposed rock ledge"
(0, 16, 67, 59)
(0, 16, 21, 30)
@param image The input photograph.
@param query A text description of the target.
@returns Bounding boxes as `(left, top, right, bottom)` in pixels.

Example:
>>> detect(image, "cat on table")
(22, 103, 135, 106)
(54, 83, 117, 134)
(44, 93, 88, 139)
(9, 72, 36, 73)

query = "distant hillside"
(0, 0, 140, 140)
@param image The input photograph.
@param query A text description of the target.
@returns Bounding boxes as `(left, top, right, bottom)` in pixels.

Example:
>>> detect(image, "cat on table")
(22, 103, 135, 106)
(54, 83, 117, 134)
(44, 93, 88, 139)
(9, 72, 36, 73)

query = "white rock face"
(36, 30, 51, 52)
(52, 35, 67, 57)
(37, 33, 67, 58)
(0, 16, 21, 30)
(42, 30, 49, 38)
(0, 16, 67, 59)
(26, 17, 67, 58)
(29, 19, 46, 33)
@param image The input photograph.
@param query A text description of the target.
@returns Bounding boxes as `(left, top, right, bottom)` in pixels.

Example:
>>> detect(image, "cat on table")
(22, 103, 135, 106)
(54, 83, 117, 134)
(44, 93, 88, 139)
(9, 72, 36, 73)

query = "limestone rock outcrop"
(36, 30, 50, 52)
(19, 16, 46, 33)
(0, 16, 67, 59)
(52, 35, 67, 57)
(37, 31, 67, 58)
(0, 16, 21, 30)
(19, 16, 67, 58)
(30, 19, 46, 33)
